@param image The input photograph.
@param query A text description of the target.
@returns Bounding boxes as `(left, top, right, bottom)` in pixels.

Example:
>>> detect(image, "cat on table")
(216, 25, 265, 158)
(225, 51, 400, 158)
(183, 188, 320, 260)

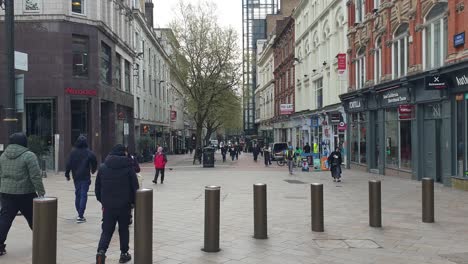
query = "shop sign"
(330, 113, 341, 123)
(65, 87, 97, 96)
(117, 111, 125, 120)
(337, 122, 347, 131)
(398, 104, 414, 120)
(171, 111, 177, 121)
(381, 88, 409, 106)
(337, 53, 346, 75)
(280, 104, 293, 115)
(425, 75, 448, 90)
(311, 117, 319, 128)
(454, 32, 465, 48)
(348, 98, 363, 111)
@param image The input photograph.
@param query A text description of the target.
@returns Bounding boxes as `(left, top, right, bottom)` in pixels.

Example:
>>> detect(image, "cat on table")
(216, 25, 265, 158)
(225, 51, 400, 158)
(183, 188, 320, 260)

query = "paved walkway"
(3, 152, 468, 264)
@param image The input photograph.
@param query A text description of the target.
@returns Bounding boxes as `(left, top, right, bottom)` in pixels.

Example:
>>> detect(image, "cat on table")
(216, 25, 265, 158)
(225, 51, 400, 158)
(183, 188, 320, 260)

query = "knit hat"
(9, 133, 28, 148)
(111, 144, 126, 156)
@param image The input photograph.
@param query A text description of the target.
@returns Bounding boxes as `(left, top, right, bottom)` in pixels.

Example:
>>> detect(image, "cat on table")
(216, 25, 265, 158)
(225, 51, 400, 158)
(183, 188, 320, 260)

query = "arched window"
(392, 23, 409, 79)
(355, 47, 366, 89)
(423, 3, 448, 69)
(374, 37, 382, 84)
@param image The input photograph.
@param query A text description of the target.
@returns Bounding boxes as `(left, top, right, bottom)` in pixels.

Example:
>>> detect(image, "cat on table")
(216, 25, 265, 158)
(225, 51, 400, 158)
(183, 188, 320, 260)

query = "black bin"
(203, 147, 215, 168)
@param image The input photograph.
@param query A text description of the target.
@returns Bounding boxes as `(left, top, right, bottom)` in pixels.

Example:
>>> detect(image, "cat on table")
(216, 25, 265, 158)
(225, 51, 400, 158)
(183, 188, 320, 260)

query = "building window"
(355, 47, 366, 89)
(385, 108, 413, 170)
(124, 60, 131, 93)
(72, 35, 88, 78)
(135, 64, 140, 87)
(350, 112, 367, 164)
(315, 78, 323, 109)
(392, 24, 409, 79)
(374, 37, 382, 84)
(115, 54, 122, 89)
(100, 42, 112, 85)
(423, 3, 448, 70)
(137, 97, 140, 118)
(71, 0, 83, 14)
(373, 0, 380, 9)
(355, 0, 364, 23)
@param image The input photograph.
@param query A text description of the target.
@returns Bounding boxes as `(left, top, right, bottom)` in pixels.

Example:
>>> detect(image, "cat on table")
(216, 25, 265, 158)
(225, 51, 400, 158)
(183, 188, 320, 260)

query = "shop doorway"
(71, 100, 90, 145)
(423, 103, 442, 182)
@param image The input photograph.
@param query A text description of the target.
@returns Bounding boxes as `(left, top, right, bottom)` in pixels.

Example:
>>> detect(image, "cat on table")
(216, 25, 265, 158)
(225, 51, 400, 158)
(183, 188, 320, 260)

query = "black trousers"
(98, 206, 131, 253)
(0, 193, 37, 245)
(154, 168, 165, 183)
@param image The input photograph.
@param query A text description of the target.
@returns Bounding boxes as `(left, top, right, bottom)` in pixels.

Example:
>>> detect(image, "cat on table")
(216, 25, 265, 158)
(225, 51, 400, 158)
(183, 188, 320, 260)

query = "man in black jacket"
(95, 144, 139, 264)
(65, 135, 97, 223)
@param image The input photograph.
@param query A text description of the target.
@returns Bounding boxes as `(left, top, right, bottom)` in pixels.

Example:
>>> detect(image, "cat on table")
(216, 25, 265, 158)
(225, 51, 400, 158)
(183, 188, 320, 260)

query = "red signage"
(280, 104, 294, 115)
(337, 53, 346, 73)
(398, 105, 414, 119)
(170, 111, 177, 121)
(65, 87, 97, 96)
(338, 122, 347, 131)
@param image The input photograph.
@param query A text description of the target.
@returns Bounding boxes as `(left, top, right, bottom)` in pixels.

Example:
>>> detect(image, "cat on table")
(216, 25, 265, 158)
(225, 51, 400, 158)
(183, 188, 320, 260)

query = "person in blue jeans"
(65, 135, 97, 223)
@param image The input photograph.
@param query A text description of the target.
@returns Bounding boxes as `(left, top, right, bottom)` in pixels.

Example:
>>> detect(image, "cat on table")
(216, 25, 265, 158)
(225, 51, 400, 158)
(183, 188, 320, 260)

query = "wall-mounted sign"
(123, 123, 129, 135)
(118, 111, 126, 120)
(398, 104, 414, 120)
(347, 98, 364, 111)
(425, 74, 448, 90)
(311, 117, 319, 128)
(171, 110, 177, 121)
(337, 53, 346, 75)
(330, 113, 341, 123)
(337, 122, 347, 131)
(380, 88, 409, 107)
(65, 87, 97, 96)
(14, 51, 28, 71)
(280, 104, 293, 115)
(454, 32, 465, 48)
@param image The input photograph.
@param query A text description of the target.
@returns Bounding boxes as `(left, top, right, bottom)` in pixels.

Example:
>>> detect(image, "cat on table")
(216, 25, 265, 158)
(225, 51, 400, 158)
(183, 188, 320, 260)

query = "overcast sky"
(153, 0, 243, 50)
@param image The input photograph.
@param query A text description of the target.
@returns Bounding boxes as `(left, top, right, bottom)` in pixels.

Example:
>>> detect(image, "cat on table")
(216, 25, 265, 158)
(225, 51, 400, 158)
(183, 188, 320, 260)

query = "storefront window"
(456, 99, 466, 177)
(385, 109, 399, 168)
(72, 35, 88, 78)
(100, 42, 112, 85)
(350, 112, 367, 164)
(385, 107, 413, 170)
(350, 114, 358, 163)
(400, 120, 412, 169)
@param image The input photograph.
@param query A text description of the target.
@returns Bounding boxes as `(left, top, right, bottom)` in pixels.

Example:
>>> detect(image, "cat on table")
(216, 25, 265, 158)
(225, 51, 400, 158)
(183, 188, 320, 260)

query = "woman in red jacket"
(153, 147, 167, 184)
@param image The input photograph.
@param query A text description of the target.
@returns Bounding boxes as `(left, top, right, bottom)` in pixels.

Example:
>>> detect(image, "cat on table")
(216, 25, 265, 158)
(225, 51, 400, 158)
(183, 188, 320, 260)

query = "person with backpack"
(65, 135, 97, 224)
(153, 147, 167, 184)
(285, 146, 295, 175)
(327, 147, 343, 182)
(95, 144, 139, 264)
(0, 133, 46, 256)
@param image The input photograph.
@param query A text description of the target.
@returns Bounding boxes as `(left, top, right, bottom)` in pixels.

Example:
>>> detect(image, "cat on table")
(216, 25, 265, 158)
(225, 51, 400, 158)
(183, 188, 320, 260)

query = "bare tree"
(170, 1, 241, 154)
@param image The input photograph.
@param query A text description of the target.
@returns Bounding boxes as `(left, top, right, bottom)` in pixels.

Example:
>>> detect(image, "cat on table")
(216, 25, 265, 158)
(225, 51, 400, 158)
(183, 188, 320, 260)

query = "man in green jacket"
(0, 133, 46, 256)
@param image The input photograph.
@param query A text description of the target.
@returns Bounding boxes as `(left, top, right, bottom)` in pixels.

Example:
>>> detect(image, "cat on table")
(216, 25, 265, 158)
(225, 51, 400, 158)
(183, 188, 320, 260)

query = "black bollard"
(253, 183, 268, 239)
(310, 183, 324, 232)
(135, 189, 153, 264)
(369, 180, 382, 227)
(32, 197, 57, 264)
(422, 178, 434, 223)
(203, 186, 221, 252)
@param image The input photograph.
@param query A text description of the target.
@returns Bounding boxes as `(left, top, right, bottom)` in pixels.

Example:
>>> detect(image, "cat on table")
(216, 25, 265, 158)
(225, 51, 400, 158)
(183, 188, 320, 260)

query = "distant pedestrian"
(327, 147, 343, 182)
(95, 144, 139, 264)
(65, 135, 97, 224)
(0, 133, 46, 256)
(229, 146, 236, 161)
(252, 144, 260, 162)
(263, 146, 271, 167)
(285, 146, 295, 175)
(221, 145, 227, 162)
(303, 143, 311, 154)
(235, 145, 240, 160)
(153, 147, 167, 184)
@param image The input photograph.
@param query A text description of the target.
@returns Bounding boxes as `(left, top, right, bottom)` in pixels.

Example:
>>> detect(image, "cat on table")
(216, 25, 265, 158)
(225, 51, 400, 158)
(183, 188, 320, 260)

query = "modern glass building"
(242, 0, 279, 135)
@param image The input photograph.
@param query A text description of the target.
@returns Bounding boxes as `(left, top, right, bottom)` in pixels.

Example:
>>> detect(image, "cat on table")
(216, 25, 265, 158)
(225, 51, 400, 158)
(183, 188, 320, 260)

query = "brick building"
(273, 17, 296, 142)
(340, 0, 468, 188)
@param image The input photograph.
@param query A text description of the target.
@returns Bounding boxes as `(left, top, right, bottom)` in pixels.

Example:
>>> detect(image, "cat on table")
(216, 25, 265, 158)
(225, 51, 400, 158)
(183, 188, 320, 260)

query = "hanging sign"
(337, 53, 346, 75)
(280, 104, 294, 115)
(398, 104, 414, 120)
(337, 122, 347, 131)
(425, 74, 448, 90)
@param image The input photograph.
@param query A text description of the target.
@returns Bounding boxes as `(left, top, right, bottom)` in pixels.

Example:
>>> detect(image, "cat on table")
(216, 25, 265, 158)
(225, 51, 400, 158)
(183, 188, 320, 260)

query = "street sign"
(15, 74, 24, 113)
(124, 123, 129, 135)
(14, 51, 28, 71)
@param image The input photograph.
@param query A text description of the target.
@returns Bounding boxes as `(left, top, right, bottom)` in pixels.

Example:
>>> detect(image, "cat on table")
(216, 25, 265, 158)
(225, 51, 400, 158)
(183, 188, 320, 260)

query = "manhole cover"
(284, 179, 306, 184)
(440, 252, 468, 264)
(313, 239, 381, 249)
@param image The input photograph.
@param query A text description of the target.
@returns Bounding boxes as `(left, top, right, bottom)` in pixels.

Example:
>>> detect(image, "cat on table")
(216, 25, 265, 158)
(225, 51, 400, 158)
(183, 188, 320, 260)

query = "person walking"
(153, 147, 167, 184)
(263, 145, 271, 167)
(327, 147, 343, 182)
(303, 143, 311, 154)
(95, 144, 139, 264)
(220, 145, 227, 162)
(235, 145, 240, 160)
(285, 146, 295, 175)
(252, 144, 260, 162)
(0, 133, 46, 256)
(65, 135, 97, 224)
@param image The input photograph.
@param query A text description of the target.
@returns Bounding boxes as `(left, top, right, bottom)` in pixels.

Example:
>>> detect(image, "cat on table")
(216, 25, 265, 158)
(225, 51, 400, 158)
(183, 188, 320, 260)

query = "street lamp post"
(3, 0, 18, 133)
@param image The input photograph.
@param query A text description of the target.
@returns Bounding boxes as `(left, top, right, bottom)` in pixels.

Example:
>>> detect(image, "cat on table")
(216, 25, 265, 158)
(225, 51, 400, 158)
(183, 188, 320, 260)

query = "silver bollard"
(135, 189, 153, 264)
(33, 197, 57, 264)
(369, 180, 382, 227)
(422, 178, 434, 223)
(203, 186, 220, 252)
(310, 183, 324, 232)
(253, 183, 268, 239)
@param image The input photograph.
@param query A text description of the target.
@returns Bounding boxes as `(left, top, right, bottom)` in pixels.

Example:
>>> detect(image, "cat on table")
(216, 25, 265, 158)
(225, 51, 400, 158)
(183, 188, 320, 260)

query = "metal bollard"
(202, 186, 220, 252)
(135, 189, 153, 264)
(422, 178, 434, 223)
(310, 183, 324, 232)
(253, 183, 268, 239)
(369, 180, 382, 227)
(33, 197, 57, 264)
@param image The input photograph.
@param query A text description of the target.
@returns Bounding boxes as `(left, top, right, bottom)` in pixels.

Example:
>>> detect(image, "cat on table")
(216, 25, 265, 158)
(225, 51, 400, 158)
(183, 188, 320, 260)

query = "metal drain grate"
(314, 239, 381, 249)
(284, 179, 306, 184)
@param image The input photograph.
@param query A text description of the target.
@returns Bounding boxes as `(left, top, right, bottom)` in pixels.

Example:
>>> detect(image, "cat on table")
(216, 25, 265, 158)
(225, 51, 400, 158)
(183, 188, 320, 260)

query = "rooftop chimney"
(145, 0, 154, 28)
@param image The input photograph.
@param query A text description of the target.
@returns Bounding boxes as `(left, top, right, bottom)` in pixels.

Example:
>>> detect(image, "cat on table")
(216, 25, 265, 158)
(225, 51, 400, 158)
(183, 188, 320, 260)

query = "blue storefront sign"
(454, 32, 465, 48)
(311, 117, 319, 128)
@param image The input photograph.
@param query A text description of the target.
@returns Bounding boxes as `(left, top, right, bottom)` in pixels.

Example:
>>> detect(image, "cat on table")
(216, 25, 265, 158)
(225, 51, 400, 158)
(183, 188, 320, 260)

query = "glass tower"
(242, 0, 279, 136)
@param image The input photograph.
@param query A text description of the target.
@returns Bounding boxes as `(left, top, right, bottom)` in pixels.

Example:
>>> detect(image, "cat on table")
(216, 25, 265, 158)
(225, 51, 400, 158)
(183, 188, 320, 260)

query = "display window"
(385, 107, 413, 170)
(350, 112, 367, 164)
(456, 98, 467, 177)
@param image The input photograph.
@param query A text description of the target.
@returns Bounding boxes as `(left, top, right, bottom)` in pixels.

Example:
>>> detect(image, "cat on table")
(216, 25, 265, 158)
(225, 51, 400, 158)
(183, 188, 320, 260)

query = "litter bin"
(203, 147, 215, 168)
